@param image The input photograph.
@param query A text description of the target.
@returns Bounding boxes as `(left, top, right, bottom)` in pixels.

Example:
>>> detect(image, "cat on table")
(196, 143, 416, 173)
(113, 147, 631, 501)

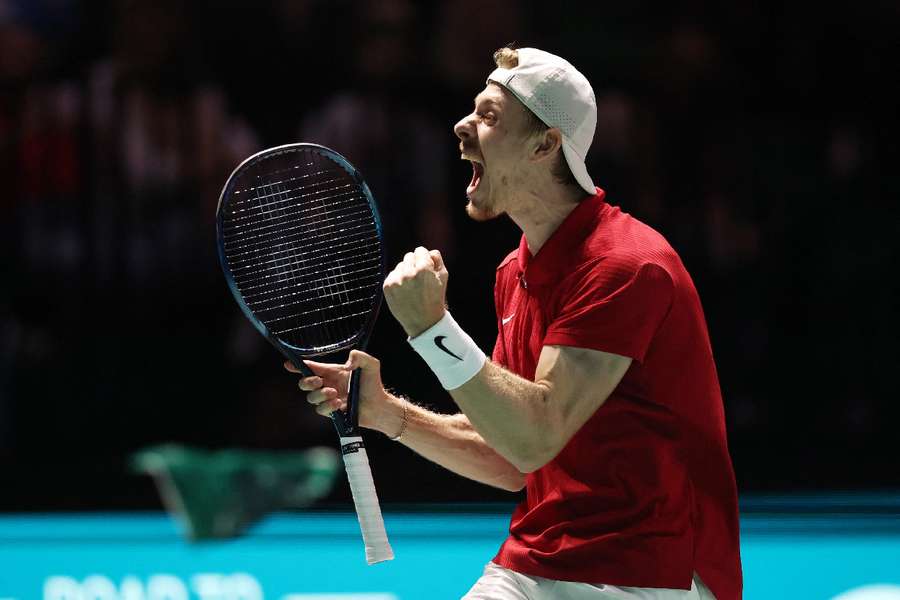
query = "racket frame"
(216, 143, 386, 438)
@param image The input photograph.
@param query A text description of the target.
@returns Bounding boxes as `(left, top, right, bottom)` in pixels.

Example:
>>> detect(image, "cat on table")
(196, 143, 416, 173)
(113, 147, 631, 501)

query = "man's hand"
(383, 246, 448, 338)
(285, 350, 394, 430)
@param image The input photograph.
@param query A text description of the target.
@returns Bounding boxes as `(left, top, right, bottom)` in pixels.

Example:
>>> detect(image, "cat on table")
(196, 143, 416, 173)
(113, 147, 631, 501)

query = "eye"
(479, 112, 497, 125)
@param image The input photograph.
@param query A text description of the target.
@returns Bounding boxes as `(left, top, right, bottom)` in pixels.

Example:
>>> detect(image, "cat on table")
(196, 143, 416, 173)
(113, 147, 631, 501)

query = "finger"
(284, 360, 301, 373)
(429, 249, 444, 271)
(403, 251, 416, 267)
(392, 262, 415, 280)
(315, 398, 345, 417)
(306, 387, 338, 405)
(414, 246, 434, 270)
(383, 270, 405, 290)
(383, 268, 399, 286)
(401, 262, 418, 278)
(297, 376, 323, 392)
(390, 261, 414, 279)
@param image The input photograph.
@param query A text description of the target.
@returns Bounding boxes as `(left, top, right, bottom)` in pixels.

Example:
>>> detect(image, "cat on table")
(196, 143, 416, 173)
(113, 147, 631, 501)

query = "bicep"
(534, 345, 632, 445)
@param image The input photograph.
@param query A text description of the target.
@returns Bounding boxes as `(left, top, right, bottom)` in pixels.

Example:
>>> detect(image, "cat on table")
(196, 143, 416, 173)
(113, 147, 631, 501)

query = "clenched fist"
(383, 246, 448, 338)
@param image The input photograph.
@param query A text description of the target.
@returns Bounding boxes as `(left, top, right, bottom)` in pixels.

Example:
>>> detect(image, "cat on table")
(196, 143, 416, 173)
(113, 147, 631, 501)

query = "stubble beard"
(465, 179, 504, 221)
(465, 195, 501, 222)
(466, 201, 498, 222)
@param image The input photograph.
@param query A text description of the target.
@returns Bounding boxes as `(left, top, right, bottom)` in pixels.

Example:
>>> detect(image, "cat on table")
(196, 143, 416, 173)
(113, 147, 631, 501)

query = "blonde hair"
(493, 47, 519, 70)
(492, 46, 578, 189)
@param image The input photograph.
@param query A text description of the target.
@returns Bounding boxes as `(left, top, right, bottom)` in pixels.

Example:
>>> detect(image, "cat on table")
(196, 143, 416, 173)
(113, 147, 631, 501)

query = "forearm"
(402, 311, 559, 473)
(383, 247, 632, 476)
(369, 393, 526, 492)
(449, 361, 553, 473)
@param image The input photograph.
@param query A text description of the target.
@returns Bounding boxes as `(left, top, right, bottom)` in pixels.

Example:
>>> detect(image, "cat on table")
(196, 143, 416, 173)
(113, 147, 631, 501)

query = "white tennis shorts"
(461, 562, 717, 600)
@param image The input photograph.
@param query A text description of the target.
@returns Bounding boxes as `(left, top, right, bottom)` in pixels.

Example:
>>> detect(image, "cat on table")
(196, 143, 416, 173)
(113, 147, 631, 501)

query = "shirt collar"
(517, 188, 606, 286)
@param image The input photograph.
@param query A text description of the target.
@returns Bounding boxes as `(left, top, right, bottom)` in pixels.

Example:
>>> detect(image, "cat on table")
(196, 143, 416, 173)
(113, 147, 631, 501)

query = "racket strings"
(259, 177, 310, 341)
(276, 308, 373, 334)
(223, 210, 377, 266)
(299, 152, 343, 346)
(230, 162, 344, 197)
(271, 171, 338, 348)
(326, 191, 359, 344)
(253, 276, 382, 322)
(234, 250, 381, 295)
(222, 148, 382, 352)
(222, 189, 368, 249)
(226, 179, 357, 226)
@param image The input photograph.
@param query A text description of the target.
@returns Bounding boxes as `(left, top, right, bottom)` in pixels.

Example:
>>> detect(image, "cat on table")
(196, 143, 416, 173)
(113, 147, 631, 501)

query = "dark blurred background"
(1, 0, 898, 511)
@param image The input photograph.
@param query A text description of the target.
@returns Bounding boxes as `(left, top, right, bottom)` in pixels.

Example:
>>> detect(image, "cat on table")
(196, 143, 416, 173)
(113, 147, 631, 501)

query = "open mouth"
(466, 160, 484, 197)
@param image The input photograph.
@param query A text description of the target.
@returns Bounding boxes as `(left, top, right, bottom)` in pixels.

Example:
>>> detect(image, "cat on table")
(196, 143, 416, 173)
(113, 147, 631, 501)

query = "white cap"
(487, 48, 597, 195)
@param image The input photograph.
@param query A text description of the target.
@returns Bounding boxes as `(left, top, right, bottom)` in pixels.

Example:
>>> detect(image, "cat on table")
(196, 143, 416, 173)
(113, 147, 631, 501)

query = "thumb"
(431, 249, 449, 286)
(346, 349, 380, 372)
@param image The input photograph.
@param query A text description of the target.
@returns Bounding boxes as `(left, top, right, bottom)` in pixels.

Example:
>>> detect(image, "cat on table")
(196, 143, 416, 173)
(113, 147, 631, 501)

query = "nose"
(454, 112, 475, 141)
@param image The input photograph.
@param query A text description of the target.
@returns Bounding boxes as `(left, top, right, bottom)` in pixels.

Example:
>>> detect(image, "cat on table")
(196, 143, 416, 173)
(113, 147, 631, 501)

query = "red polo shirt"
(491, 190, 742, 600)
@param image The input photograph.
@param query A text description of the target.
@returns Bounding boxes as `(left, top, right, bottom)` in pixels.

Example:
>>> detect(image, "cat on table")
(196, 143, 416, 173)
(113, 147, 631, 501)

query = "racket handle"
(339, 436, 394, 564)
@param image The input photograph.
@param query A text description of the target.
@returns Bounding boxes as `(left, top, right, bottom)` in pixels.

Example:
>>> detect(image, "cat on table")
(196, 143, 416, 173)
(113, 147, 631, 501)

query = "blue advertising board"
(1, 500, 899, 600)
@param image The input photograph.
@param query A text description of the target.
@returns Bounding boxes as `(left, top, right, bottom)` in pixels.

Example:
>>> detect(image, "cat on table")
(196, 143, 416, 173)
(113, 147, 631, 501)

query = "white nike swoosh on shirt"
(502, 314, 515, 325)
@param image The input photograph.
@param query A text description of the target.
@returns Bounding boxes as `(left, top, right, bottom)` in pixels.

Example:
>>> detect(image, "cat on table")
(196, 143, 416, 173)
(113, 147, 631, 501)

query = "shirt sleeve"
(543, 261, 674, 363)
(492, 334, 506, 366)
(491, 268, 508, 367)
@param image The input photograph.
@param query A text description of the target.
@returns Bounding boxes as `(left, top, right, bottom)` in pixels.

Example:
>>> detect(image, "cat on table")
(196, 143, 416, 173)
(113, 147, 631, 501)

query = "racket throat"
(331, 367, 362, 436)
(331, 410, 356, 437)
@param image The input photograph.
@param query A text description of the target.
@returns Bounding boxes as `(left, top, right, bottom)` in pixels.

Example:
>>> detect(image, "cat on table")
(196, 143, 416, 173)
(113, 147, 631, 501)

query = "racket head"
(216, 143, 385, 368)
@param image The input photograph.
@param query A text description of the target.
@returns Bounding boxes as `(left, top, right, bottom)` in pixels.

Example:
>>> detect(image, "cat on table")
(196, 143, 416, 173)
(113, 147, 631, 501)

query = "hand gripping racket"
(216, 143, 393, 564)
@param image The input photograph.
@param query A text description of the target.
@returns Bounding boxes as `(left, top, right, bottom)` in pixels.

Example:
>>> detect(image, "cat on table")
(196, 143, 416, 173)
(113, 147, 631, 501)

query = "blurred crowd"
(1, 0, 897, 509)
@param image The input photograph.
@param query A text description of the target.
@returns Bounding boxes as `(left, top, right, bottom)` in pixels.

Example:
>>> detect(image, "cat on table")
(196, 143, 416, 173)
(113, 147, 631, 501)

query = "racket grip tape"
(339, 436, 394, 564)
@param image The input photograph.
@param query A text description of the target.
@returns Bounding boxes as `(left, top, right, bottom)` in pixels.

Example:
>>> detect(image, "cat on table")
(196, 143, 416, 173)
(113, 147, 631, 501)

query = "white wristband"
(408, 311, 487, 390)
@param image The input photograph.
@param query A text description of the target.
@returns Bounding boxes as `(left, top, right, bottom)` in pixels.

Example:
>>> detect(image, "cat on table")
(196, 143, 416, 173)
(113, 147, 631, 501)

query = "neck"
(507, 183, 585, 255)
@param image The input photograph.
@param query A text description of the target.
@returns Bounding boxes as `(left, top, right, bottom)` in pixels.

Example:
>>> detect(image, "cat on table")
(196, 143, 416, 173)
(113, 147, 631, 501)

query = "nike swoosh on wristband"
(434, 335, 463, 360)
(502, 313, 515, 325)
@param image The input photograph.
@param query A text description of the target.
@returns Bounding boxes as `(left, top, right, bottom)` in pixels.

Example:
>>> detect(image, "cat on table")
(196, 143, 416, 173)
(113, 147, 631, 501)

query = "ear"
(531, 128, 563, 163)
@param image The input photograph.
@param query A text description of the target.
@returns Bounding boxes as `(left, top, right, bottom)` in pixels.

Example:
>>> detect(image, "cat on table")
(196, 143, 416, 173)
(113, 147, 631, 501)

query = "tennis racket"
(216, 143, 393, 564)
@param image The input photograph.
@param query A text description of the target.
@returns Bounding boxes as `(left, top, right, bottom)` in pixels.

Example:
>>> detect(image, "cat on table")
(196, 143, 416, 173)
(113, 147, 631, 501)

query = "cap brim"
(562, 140, 595, 196)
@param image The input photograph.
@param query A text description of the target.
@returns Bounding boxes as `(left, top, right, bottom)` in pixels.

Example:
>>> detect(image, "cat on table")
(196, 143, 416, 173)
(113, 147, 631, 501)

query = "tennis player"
(291, 47, 742, 599)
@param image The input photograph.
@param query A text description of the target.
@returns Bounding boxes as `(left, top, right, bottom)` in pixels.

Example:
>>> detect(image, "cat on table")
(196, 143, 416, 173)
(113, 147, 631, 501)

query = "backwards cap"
(487, 48, 597, 195)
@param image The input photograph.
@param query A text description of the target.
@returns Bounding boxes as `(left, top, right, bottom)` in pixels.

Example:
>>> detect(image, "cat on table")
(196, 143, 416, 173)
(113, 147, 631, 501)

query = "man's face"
(453, 83, 536, 221)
